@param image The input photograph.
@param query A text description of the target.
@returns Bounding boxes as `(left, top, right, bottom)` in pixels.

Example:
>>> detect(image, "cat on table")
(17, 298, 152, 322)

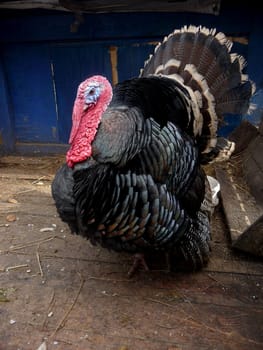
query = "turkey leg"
(127, 253, 149, 277)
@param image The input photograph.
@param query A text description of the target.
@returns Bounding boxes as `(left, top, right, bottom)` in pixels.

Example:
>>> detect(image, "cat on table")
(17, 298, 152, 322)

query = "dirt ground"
(0, 155, 263, 350)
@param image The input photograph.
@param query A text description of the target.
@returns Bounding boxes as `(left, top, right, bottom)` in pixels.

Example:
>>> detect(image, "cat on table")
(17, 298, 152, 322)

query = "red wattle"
(66, 76, 113, 168)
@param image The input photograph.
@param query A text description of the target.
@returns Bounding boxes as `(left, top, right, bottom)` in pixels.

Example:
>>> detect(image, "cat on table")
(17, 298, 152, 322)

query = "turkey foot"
(127, 253, 149, 278)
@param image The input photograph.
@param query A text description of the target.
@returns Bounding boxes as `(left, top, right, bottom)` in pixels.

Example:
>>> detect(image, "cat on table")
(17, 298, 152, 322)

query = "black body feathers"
(52, 25, 254, 272)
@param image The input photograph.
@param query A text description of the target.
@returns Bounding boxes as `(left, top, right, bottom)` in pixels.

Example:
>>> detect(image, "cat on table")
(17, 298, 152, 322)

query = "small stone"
(7, 198, 18, 204)
(6, 214, 16, 222)
(39, 227, 55, 232)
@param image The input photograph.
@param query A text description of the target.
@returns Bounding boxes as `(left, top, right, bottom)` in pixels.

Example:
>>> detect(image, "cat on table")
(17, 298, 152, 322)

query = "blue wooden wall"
(0, 4, 262, 154)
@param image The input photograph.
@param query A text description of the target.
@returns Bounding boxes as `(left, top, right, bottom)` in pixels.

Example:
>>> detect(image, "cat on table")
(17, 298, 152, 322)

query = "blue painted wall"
(0, 4, 262, 154)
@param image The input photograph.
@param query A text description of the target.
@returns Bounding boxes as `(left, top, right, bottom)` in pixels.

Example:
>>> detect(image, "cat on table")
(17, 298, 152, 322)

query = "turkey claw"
(127, 253, 149, 278)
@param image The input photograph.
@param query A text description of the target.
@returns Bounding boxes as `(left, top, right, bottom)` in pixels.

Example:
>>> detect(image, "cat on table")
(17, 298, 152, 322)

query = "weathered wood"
(0, 0, 221, 14)
(215, 164, 263, 255)
(218, 119, 263, 256)
(109, 46, 119, 85)
(243, 120, 263, 206)
(229, 119, 259, 154)
(233, 214, 263, 255)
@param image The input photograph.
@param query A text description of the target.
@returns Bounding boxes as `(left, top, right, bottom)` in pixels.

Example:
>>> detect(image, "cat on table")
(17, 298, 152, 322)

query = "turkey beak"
(83, 104, 89, 111)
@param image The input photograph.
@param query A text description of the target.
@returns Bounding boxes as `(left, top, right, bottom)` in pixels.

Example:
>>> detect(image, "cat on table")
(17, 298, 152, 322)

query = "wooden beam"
(215, 163, 263, 256)
(109, 46, 118, 86)
(0, 57, 15, 153)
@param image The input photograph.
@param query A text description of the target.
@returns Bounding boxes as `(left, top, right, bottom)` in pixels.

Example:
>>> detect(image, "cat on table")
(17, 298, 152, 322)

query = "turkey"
(52, 25, 255, 276)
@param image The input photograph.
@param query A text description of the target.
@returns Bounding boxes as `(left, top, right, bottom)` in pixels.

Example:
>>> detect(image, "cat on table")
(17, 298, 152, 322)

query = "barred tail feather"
(140, 25, 255, 162)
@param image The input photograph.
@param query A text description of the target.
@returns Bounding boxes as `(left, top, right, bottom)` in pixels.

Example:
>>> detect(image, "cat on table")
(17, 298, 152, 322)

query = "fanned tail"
(140, 25, 255, 162)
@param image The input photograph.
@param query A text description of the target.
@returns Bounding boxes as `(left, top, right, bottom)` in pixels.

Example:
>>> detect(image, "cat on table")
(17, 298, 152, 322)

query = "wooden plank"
(220, 119, 263, 255)
(233, 214, 263, 255)
(109, 45, 119, 85)
(229, 119, 258, 154)
(243, 121, 263, 206)
(0, 0, 221, 14)
(215, 163, 263, 255)
(0, 57, 15, 152)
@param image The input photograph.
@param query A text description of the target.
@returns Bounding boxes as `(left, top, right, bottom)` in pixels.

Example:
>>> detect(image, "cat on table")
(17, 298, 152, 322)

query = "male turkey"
(52, 25, 255, 276)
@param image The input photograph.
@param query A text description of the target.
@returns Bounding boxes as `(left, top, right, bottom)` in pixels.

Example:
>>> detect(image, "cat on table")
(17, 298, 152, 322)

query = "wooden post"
(109, 46, 118, 86)
(0, 57, 15, 153)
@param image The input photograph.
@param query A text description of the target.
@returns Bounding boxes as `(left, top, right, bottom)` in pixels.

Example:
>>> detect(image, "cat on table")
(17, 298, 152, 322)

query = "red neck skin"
(66, 77, 112, 168)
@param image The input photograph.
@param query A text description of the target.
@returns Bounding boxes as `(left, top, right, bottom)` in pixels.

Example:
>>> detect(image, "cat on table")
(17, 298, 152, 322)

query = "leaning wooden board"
(215, 163, 263, 256)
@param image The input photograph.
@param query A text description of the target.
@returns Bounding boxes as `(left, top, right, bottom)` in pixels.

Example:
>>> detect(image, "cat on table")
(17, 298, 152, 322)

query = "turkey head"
(66, 75, 113, 168)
